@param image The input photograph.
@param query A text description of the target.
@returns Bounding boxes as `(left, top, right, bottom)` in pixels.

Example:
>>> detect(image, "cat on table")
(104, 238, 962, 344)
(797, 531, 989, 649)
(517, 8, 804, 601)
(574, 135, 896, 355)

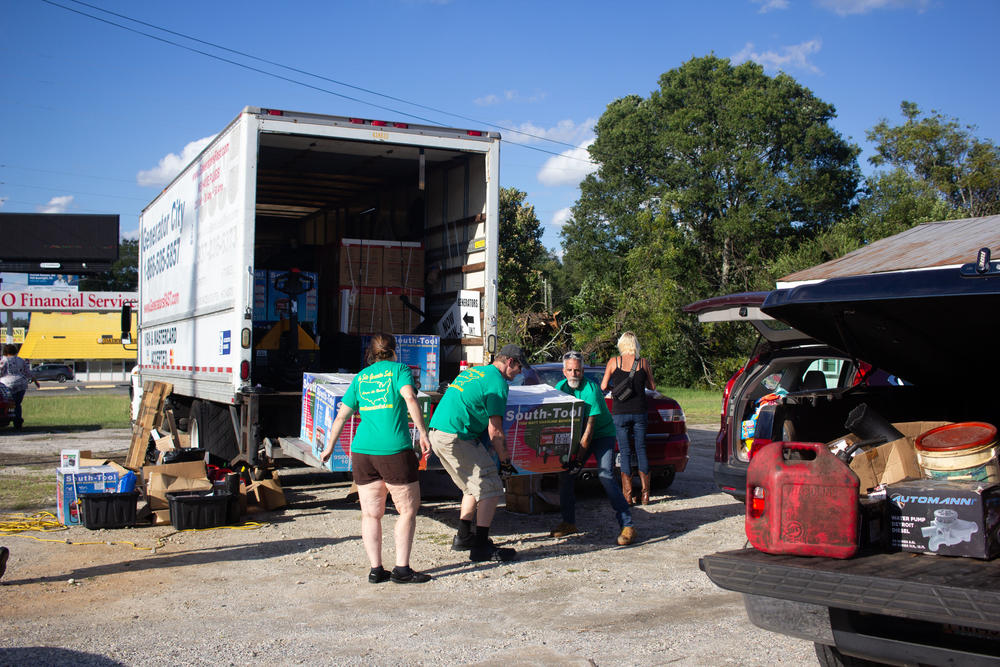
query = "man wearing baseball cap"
(429, 344, 526, 562)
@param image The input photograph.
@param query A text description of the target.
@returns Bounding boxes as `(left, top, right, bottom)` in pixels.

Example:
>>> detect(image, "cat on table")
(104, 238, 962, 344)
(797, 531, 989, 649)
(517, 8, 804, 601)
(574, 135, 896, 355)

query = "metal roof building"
(778, 215, 1000, 288)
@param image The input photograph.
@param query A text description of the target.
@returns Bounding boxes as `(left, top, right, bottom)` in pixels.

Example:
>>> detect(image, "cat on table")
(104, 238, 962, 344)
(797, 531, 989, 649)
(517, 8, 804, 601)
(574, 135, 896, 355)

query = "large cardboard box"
(382, 243, 424, 289)
(887, 479, 1000, 559)
(339, 240, 383, 288)
(503, 385, 587, 474)
(56, 466, 120, 526)
(141, 461, 211, 511)
(340, 287, 383, 334)
(847, 421, 950, 496)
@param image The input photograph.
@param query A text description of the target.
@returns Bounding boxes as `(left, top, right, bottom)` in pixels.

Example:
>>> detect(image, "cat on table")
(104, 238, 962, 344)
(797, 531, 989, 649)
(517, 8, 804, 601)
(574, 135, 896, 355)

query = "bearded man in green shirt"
(551, 351, 636, 546)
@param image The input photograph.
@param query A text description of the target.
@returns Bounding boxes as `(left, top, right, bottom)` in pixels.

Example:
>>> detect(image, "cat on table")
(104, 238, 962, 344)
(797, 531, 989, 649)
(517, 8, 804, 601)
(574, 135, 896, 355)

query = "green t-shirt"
(342, 360, 414, 455)
(555, 377, 616, 440)
(429, 364, 509, 440)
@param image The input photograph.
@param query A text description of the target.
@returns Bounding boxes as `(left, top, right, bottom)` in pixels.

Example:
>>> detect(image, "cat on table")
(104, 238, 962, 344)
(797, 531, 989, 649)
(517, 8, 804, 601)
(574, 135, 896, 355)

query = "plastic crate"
(79, 491, 139, 529)
(167, 491, 232, 530)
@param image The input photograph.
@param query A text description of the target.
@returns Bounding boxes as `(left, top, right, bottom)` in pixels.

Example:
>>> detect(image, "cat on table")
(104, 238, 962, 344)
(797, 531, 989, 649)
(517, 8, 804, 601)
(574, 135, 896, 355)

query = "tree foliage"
(558, 55, 861, 385)
(868, 101, 1000, 217)
(79, 238, 138, 291)
(497, 187, 545, 313)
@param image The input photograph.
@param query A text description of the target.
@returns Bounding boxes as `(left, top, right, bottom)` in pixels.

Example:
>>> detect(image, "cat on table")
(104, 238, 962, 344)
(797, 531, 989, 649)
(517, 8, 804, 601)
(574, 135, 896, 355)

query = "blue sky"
(2, 0, 998, 271)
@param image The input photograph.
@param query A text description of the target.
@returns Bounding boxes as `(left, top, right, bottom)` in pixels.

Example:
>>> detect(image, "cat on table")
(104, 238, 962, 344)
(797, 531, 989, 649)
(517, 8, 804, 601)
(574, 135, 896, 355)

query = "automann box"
(56, 465, 120, 526)
(887, 478, 1000, 559)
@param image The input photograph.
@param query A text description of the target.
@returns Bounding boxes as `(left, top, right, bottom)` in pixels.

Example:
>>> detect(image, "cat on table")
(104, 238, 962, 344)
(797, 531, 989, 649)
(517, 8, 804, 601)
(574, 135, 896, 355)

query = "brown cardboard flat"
(154, 435, 176, 452)
(152, 509, 171, 526)
(141, 460, 207, 484)
(245, 473, 286, 510)
(848, 421, 950, 495)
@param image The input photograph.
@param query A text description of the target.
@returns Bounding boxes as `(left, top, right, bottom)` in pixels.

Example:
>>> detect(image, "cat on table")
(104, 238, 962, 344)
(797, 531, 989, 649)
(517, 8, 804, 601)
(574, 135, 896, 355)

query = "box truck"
(129, 107, 500, 467)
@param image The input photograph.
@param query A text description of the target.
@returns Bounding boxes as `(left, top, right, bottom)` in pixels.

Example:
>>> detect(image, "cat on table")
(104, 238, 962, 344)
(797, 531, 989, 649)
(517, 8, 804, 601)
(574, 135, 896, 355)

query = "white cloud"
(733, 39, 822, 74)
(552, 207, 573, 227)
(37, 195, 73, 213)
(752, 0, 790, 12)
(538, 139, 598, 187)
(137, 135, 215, 187)
(501, 117, 597, 146)
(121, 228, 140, 241)
(473, 90, 547, 107)
(816, 0, 929, 15)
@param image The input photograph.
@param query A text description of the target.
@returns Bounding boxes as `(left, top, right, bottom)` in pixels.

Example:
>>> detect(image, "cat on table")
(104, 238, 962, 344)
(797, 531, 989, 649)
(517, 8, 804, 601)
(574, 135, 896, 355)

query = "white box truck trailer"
(131, 107, 500, 467)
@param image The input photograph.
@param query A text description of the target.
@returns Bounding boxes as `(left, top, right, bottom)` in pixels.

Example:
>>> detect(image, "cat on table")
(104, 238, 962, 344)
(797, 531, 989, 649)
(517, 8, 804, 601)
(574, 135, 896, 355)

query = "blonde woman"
(601, 332, 656, 505)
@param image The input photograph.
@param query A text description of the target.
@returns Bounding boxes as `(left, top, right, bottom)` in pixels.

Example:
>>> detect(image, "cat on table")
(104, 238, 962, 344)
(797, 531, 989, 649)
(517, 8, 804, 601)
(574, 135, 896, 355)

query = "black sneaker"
(390, 567, 432, 584)
(469, 542, 517, 563)
(0, 546, 8, 580)
(368, 567, 390, 584)
(451, 533, 475, 551)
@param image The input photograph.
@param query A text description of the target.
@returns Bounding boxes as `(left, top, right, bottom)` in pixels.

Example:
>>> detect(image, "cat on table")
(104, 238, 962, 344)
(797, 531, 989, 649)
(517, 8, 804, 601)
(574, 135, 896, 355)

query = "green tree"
(560, 55, 861, 386)
(868, 101, 1000, 217)
(497, 187, 545, 312)
(79, 238, 138, 291)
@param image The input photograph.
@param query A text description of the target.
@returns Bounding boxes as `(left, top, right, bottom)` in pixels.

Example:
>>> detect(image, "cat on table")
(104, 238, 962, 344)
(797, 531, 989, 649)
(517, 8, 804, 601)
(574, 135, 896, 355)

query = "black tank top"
(610, 357, 647, 414)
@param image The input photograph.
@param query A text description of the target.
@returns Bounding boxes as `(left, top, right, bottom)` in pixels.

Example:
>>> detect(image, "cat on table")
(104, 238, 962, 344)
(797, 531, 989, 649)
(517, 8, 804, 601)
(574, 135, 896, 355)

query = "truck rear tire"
(814, 643, 887, 667)
(188, 400, 239, 463)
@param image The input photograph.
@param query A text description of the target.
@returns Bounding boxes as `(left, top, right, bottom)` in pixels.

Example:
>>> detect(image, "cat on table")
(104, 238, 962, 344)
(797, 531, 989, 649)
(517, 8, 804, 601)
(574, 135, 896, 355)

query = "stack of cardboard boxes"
(339, 238, 425, 335)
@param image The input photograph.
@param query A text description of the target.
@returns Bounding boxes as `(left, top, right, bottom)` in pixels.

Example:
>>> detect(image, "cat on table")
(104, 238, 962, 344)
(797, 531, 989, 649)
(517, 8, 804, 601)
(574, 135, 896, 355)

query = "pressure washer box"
(56, 465, 120, 526)
(503, 385, 587, 474)
(887, 479, 1000, 559)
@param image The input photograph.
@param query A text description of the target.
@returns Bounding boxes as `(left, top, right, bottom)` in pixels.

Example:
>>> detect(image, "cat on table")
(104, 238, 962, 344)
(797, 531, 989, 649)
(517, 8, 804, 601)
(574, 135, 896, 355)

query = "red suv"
(513, 362, 689, 488)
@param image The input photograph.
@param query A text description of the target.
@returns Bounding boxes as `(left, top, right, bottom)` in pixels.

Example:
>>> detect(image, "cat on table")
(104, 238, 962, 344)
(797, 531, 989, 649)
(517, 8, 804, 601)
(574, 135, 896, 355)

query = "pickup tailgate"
(700, 548, 1000, 632)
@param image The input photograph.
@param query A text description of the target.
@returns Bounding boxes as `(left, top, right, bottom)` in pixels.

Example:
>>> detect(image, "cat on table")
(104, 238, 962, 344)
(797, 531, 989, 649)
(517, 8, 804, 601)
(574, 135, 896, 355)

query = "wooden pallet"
(125, 381, 173, 470)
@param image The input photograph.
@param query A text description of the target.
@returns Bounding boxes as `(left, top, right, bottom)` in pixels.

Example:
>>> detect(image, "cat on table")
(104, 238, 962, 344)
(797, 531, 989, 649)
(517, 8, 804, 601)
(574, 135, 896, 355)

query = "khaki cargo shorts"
(429, 429, 504, 500)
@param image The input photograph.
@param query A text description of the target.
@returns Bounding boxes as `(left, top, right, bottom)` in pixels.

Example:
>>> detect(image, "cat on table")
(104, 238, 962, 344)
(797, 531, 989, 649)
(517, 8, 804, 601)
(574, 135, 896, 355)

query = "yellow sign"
(2, 328, 25, 344)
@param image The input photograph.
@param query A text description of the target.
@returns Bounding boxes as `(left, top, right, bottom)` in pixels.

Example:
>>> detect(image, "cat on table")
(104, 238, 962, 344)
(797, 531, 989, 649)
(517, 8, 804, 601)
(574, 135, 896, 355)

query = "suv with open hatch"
(698, 252, 1000, 666)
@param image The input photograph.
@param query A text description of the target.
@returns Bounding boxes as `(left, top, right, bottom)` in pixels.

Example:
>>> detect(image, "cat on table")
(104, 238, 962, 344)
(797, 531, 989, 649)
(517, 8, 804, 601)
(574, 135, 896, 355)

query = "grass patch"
(660, 386, 720, 425)
(0, 466, 56, 510)
(20, 394, 131, 429)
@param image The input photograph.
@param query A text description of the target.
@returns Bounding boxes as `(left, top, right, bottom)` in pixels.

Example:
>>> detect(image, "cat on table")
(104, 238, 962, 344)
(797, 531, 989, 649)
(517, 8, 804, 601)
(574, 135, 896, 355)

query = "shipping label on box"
(887, 478, 1000, 559)
(503, 386, 587, 474)
(56, 465, 120, 526)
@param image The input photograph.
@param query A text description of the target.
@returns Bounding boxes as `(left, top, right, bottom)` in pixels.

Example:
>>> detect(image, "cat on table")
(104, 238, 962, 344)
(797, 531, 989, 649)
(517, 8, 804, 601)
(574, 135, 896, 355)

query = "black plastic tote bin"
(79, 491, 140, 529)
(167, 491, 232, 530)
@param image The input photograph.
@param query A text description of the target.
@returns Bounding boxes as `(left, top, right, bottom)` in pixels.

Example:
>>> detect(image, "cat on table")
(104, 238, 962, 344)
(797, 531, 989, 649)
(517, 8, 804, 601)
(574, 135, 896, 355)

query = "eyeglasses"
(562, 351, 582, 361)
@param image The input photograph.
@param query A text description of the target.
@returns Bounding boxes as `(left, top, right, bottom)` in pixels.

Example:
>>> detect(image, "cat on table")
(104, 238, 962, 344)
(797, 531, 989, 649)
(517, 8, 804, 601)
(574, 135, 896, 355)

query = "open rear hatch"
(683, 291, 815, 346)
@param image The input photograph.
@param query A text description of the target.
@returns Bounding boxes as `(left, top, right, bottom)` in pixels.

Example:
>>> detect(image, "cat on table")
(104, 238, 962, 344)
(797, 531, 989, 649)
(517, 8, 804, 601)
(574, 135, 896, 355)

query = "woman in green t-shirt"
(320, 333, 432, 584)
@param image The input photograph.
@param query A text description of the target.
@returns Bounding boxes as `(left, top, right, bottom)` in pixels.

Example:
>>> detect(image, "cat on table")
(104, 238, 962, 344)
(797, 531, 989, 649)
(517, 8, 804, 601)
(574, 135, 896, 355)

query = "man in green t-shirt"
(551, 351, 636, 545)
(429, 344, 525, 562)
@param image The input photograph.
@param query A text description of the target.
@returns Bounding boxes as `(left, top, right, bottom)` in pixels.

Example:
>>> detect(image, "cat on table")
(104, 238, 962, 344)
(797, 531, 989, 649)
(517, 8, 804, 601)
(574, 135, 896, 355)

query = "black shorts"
(351, 449, 419, 485)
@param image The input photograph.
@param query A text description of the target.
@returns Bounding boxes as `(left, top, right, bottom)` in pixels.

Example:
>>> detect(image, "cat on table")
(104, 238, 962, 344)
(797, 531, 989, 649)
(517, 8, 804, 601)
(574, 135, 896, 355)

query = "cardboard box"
(887, 479, 1000, 559)
(245, 472, 287, 511)
(847, 421, 950, 496)
(503, 385, 587, 474)
(141, 461, 210, 510)
(340, 240, 383, 287)
(56, 466, 120, 526)
(382, 243, 423, 289)
(340, 287, 383, 334)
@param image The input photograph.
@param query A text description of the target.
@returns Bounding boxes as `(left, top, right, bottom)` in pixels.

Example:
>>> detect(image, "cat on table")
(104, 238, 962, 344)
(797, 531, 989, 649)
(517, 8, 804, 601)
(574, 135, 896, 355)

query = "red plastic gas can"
(746, 441, 860, 559)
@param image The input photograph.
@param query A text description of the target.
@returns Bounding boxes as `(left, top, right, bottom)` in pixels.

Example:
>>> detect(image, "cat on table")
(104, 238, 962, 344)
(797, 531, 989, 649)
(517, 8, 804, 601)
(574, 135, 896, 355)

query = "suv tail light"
(657, 408, 685, 422)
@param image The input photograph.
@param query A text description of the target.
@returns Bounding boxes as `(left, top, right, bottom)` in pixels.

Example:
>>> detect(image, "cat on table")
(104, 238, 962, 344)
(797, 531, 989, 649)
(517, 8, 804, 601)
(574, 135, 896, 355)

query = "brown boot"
(621, 472, 634, 506)
(639, 471, 651, 505)
(617, 526, 636, 546)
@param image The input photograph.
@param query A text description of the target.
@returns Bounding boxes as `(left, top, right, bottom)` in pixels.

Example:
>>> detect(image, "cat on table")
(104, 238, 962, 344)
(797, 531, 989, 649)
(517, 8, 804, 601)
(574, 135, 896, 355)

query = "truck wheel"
(188, 400, 239, 462)
(654, 466, 676, 490)
(814, 643, 886, 667)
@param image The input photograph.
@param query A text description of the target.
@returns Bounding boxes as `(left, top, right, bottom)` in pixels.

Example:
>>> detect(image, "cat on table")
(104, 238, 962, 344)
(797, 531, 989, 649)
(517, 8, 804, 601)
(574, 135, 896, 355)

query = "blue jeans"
(614, 412, 648, 475)
(559, 435, 632, 528)
(11, 387, 25, 426)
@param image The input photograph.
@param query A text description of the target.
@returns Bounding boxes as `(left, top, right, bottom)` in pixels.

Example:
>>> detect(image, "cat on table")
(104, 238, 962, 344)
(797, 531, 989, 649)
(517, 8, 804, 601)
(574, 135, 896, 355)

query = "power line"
(40, 0, 597, 165)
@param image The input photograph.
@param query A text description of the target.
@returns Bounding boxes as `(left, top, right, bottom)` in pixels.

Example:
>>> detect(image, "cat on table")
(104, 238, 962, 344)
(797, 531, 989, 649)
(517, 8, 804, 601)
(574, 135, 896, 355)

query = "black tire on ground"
(814, 643, 887, 667)
(188, 400, 240, 462)
(654, 466, 676, 490)
(57, 374, 67, 382)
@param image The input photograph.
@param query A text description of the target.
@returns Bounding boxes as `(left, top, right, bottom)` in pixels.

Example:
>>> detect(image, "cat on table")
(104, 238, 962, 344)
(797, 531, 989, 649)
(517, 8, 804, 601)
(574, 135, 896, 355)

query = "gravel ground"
(0, 426, 815, 666)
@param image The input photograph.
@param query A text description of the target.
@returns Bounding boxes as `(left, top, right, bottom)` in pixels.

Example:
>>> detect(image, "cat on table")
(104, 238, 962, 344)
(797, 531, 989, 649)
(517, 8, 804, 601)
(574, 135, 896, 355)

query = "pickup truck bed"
(700, 549, 1000, 666)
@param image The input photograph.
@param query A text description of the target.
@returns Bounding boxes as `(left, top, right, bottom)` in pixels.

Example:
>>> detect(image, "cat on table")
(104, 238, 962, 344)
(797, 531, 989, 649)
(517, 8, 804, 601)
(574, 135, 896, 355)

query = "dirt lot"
(0, 426, 814, 666)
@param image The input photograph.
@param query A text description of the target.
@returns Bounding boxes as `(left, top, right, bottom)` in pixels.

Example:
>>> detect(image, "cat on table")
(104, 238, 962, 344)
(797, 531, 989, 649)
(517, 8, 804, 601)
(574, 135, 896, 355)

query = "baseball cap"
(498, 344, 527, 366)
